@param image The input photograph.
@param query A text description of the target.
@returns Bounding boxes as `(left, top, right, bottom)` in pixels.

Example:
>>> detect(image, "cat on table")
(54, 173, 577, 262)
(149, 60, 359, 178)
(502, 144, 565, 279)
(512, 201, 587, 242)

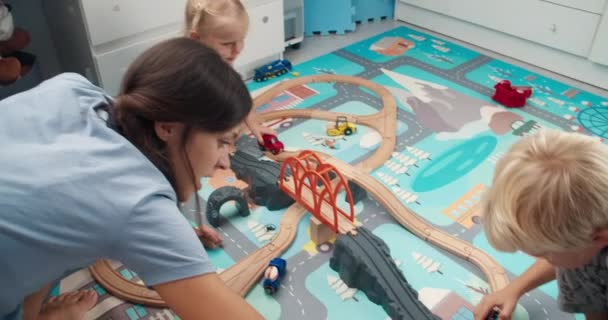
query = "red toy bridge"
(279, 151, 355, 234)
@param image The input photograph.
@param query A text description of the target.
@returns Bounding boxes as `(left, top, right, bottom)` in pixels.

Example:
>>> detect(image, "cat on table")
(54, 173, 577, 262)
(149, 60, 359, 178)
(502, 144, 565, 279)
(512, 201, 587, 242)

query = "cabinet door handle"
(262, 16, 269, 23)
(549, 23, 557, 33)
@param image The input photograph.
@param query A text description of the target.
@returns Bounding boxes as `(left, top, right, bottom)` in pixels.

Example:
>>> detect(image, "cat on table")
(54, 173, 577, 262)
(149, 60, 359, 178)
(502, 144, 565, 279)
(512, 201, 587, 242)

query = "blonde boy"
(475, 130, 608, 320)
(184, 0, 276, 143)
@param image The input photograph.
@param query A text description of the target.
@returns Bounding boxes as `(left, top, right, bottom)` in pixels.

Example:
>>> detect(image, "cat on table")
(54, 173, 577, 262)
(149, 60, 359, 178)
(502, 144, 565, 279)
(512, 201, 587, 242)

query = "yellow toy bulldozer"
(326, 116, 357, 136)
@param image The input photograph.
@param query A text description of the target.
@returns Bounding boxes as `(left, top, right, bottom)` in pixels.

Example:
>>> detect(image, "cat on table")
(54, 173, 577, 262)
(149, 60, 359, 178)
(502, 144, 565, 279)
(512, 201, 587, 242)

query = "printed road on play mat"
(58, 26, 606, 320)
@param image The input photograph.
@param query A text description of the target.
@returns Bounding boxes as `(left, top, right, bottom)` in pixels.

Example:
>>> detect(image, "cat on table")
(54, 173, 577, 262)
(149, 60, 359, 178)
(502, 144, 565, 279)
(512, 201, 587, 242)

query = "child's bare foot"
(38, 291, 97, 320)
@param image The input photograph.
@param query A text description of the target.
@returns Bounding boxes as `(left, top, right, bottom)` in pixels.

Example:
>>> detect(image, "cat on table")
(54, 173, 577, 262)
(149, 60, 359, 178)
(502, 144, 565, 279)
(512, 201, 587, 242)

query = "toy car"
(263, 257, 287, 294)
(254, 59, 293, 82)
(492, 80, 532, 108)
(326, 116, 357, 136)
(258, 133, 284, 155)
(486, 310, 500, 320)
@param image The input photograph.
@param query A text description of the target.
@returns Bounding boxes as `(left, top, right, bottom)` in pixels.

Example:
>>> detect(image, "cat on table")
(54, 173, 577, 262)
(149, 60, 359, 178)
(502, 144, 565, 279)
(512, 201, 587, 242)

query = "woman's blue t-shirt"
(0, 73, 214, 318)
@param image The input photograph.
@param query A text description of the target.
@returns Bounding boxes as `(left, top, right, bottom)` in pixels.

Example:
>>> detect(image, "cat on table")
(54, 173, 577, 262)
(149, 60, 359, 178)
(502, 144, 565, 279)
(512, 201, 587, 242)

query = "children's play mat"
(56, 26, 608, 320)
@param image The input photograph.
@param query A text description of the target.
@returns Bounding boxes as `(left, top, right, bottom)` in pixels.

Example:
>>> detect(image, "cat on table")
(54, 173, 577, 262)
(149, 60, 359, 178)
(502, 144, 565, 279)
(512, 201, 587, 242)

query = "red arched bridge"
(279, 151, 356, 234)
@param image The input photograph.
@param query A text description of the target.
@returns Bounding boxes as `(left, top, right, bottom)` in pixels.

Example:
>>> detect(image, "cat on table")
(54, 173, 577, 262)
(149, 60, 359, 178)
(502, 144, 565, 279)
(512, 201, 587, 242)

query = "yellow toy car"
(326, 116, 357, 136)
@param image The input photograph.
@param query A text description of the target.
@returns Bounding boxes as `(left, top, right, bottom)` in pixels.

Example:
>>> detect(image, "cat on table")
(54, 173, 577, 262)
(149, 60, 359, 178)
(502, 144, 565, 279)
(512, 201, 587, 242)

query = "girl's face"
(198, 17, 249, 65)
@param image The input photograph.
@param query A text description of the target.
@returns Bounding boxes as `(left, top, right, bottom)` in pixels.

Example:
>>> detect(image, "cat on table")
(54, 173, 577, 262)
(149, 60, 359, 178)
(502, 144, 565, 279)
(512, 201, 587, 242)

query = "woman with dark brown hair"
(0, 38, 263, 320)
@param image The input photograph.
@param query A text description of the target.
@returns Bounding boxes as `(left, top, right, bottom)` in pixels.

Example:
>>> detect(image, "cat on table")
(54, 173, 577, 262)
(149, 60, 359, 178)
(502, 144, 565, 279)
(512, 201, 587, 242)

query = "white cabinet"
(94, 35, 177, 95)
(590, 13, 608, 65)
(284, 0, 305, 47)
(43, 0, 186, 95)
(43, 0, 284, 95)
(395, 0, 608, 90)
(235, 0, 285, 78)
(396, 0, 601, 57)
(540, 0, 606, 14)
(79, 0, 184, 47)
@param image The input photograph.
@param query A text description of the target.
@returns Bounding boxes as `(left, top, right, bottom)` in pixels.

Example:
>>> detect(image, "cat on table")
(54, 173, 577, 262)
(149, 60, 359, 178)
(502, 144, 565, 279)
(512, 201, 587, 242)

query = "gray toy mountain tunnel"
(230, 150, 367, 211)
(205, 186, 250, 227)
(230, 150, 295, 210)
(330, 227, 439, 320)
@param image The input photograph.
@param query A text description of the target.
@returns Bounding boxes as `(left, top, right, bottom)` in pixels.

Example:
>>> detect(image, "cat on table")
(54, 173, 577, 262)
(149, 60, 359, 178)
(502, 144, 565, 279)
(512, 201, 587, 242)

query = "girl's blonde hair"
(482, 130, 608, 255)
(185, 0, 247, 36)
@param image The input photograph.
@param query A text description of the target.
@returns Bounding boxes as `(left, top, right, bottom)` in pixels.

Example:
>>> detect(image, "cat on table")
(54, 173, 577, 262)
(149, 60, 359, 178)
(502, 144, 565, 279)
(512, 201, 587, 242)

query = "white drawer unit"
(395, 0, 608, 90)
(539, 0, 607, 14)
(80, 0, 184, 47)
(95, 32, 180, 95)
(235, 0, 285, 78)
(397, 0, 601, 57)
(590, 13, 608, 65)
(44, 0, 285, 95)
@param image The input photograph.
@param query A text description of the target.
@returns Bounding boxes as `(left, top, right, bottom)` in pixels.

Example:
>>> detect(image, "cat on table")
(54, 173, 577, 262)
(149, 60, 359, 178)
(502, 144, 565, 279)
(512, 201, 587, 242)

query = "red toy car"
(259, 134, 284, 155)
(492, 80, 533, 108)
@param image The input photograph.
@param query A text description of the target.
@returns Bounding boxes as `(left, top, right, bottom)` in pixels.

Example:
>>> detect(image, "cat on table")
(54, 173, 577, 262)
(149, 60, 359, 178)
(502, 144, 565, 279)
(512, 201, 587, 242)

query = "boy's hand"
(195, 224, 223, 249)
(474, 286, 521, 320)
(475, 259, 555, 320)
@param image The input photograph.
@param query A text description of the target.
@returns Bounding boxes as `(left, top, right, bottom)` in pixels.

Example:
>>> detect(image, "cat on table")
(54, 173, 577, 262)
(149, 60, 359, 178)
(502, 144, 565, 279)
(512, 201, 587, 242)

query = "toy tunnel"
(205, 186, 250, 228)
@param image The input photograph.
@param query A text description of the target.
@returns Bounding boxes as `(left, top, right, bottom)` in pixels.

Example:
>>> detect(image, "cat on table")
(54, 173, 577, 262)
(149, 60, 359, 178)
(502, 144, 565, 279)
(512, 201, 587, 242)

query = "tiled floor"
(285, 20, 608, 97)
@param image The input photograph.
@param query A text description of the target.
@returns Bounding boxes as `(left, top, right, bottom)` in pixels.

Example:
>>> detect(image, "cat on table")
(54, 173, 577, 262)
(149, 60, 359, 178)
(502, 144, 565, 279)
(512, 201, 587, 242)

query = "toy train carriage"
(263, 257, 287, 294)
(254, 59, 293, 82)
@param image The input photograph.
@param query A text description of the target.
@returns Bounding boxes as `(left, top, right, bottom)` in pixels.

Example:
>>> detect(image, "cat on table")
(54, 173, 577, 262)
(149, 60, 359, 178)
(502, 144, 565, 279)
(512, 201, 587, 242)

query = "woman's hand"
(195, 224, 222, 249)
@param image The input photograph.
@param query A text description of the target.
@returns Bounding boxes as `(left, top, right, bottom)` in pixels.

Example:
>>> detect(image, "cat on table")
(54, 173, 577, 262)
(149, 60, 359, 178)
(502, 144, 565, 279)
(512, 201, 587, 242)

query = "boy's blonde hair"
(185, 0, 247, 37)
(482, 130, 608, 255)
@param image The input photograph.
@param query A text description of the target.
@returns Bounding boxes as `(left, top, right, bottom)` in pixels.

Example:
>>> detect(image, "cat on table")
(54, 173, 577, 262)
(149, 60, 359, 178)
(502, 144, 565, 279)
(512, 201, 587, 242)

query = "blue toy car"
(263, 257, 287, 294)
(254, 59, 293, 82)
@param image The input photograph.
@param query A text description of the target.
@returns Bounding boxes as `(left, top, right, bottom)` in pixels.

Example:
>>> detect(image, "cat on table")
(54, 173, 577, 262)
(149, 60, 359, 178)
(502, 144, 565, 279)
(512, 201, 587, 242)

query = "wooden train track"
(90, 74, 509, 306)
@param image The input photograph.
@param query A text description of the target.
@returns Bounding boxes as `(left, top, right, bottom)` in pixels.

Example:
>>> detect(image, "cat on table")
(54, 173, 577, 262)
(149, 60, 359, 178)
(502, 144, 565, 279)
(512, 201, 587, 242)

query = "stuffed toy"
(0, 1, 36, 86)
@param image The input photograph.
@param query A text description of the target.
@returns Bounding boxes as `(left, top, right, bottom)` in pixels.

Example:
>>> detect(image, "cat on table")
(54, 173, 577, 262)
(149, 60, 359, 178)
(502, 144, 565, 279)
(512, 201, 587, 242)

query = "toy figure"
(0, 1, 36, 86)
(323, 139, 342, 150)
(263, 257, 287, 294)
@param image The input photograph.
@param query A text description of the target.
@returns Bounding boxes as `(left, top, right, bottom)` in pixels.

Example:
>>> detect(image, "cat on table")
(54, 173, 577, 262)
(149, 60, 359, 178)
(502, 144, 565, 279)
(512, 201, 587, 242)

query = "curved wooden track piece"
(89, 260, 165, 307)
(90, 74, 509, 306)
